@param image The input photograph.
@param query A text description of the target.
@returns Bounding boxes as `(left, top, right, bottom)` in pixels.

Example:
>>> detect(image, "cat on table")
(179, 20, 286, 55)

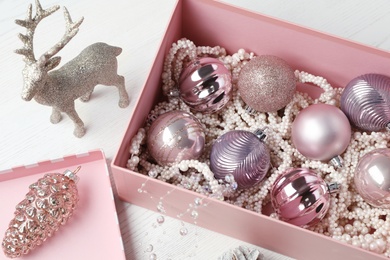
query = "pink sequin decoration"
(2, 170, 79, 258)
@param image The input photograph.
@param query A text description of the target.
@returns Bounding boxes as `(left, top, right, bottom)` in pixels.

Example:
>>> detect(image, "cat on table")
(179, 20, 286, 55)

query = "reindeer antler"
(15, 0, 84, 67)
(15, 0, 60, 63)
(38, 7, 84, 66)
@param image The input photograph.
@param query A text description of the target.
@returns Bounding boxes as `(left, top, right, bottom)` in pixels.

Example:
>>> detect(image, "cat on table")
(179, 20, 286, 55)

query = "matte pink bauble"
(179, 57, 232, 113)
(271, 168, 337, 227)
(291, 104, 351, 166)
(354, 148, 390, 208)
(147, 110, 205, 166)
(237, 55, 296, 112)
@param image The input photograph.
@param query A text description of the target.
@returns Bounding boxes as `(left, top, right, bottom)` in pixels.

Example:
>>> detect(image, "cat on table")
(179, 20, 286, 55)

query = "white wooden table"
(1, 0, 390, 259)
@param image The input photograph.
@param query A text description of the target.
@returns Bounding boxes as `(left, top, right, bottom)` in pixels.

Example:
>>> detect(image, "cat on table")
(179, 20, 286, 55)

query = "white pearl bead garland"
(127, 38, 390, 257)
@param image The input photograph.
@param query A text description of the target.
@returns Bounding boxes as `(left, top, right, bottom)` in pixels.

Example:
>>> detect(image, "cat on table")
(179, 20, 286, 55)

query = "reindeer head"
(15, 0, 83, 101)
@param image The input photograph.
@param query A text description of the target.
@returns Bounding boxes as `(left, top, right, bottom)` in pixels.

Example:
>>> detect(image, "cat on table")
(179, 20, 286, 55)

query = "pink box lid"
(0, 150, 125, 260)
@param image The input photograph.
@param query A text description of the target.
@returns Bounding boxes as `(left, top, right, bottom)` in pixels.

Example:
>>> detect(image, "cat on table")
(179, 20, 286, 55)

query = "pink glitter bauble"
(270, 168, 332, 227)
(147, 110, 205, 166)
(237, 55, 296, 112)
(354, 148, 390, 208)
(209, 130, 270, 189)
(291, 104, 351, 164)
(179, 57, 232, 113)
(341, 73, 390, 132)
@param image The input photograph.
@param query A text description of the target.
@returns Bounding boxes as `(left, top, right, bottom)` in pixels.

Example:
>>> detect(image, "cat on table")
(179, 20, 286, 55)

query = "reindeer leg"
(113, 75, 129, 108)
(50, 107, 62, 124)
(79, 87, 94, 102)
(64, 106, 86, 138)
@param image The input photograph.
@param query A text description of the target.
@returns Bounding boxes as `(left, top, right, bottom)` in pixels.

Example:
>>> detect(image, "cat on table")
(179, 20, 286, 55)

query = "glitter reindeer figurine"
(15, 0, 130, 137)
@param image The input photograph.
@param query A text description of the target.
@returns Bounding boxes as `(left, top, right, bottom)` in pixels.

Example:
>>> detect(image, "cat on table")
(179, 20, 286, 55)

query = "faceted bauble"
(179, 57, 232, 113)
(270, 168, 331, 227)
(147, 110, 205, 166)
(341, 73, 390, 132)
(354, 148, 390, 208)
(210, 130, 270, 189)
(291, 104, 351, 162)
(237, 55, 296, 112)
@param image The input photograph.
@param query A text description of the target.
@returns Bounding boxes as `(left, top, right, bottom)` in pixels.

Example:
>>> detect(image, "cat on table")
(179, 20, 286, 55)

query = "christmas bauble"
(341, 73, 390, 132)
(354, 148, 390, 208)
(179, 57, 232, 113)
(291, 104, 351, 165)
(271, 168, 335, 227)
(237, 55, 296, 112)
(147, 110, 205, 166)
(210, 129, 270, 189)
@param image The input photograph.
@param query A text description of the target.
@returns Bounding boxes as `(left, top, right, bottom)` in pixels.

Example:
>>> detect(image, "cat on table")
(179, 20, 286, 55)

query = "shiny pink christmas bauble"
(270, 168, 332, 227)
(354, 148, 390, 208)
(291, 104, 351, 163)
(147, 110, 205, 166)
(179, 57, 232, 113)
(237, 55, 296, 112)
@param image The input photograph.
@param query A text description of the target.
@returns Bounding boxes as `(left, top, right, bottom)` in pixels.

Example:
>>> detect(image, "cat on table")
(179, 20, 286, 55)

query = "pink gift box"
(111, 0, 390, 259)
(0, 150, 125, 260)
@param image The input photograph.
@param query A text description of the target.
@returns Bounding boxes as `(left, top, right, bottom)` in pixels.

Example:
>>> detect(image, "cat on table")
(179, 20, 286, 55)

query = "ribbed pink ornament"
(210, 130, 270, 189)
(270, 168, 338, 227)
(341, 73, 390, 132)
(179, 57, 232, 113)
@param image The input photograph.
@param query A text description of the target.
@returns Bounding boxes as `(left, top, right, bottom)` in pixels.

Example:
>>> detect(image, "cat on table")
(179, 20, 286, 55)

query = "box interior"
(112, 0, 390, 259)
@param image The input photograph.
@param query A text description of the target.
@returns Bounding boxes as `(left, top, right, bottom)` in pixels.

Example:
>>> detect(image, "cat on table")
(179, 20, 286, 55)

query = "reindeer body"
(16, 1, 129, 137)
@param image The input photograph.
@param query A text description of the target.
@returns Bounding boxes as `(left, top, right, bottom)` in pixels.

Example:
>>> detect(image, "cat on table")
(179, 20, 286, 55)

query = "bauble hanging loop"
(210, 129, 271, 189)
(270, 168, 338, 227)
(341, 73, 390, 132)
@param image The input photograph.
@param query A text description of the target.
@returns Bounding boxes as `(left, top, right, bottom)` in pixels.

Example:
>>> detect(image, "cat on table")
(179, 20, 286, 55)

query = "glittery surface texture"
(2, 171, 79, 258)
(341, 73, 390, 132)
(237, 55, 296, 112)
(15, 0, 129, 138)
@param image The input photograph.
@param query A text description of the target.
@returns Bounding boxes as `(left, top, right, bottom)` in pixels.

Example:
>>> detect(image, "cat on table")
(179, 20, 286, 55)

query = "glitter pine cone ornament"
(237, 55, 296, 113)
(340, 73, 390, 132)
(210, 129, 271, 190)
(270, 168, 339, 228)
(2, 168, 80, 258)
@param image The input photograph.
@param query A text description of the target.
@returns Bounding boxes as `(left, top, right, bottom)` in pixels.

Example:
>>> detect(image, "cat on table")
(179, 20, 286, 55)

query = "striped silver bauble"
(340, 73, 390, 132)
